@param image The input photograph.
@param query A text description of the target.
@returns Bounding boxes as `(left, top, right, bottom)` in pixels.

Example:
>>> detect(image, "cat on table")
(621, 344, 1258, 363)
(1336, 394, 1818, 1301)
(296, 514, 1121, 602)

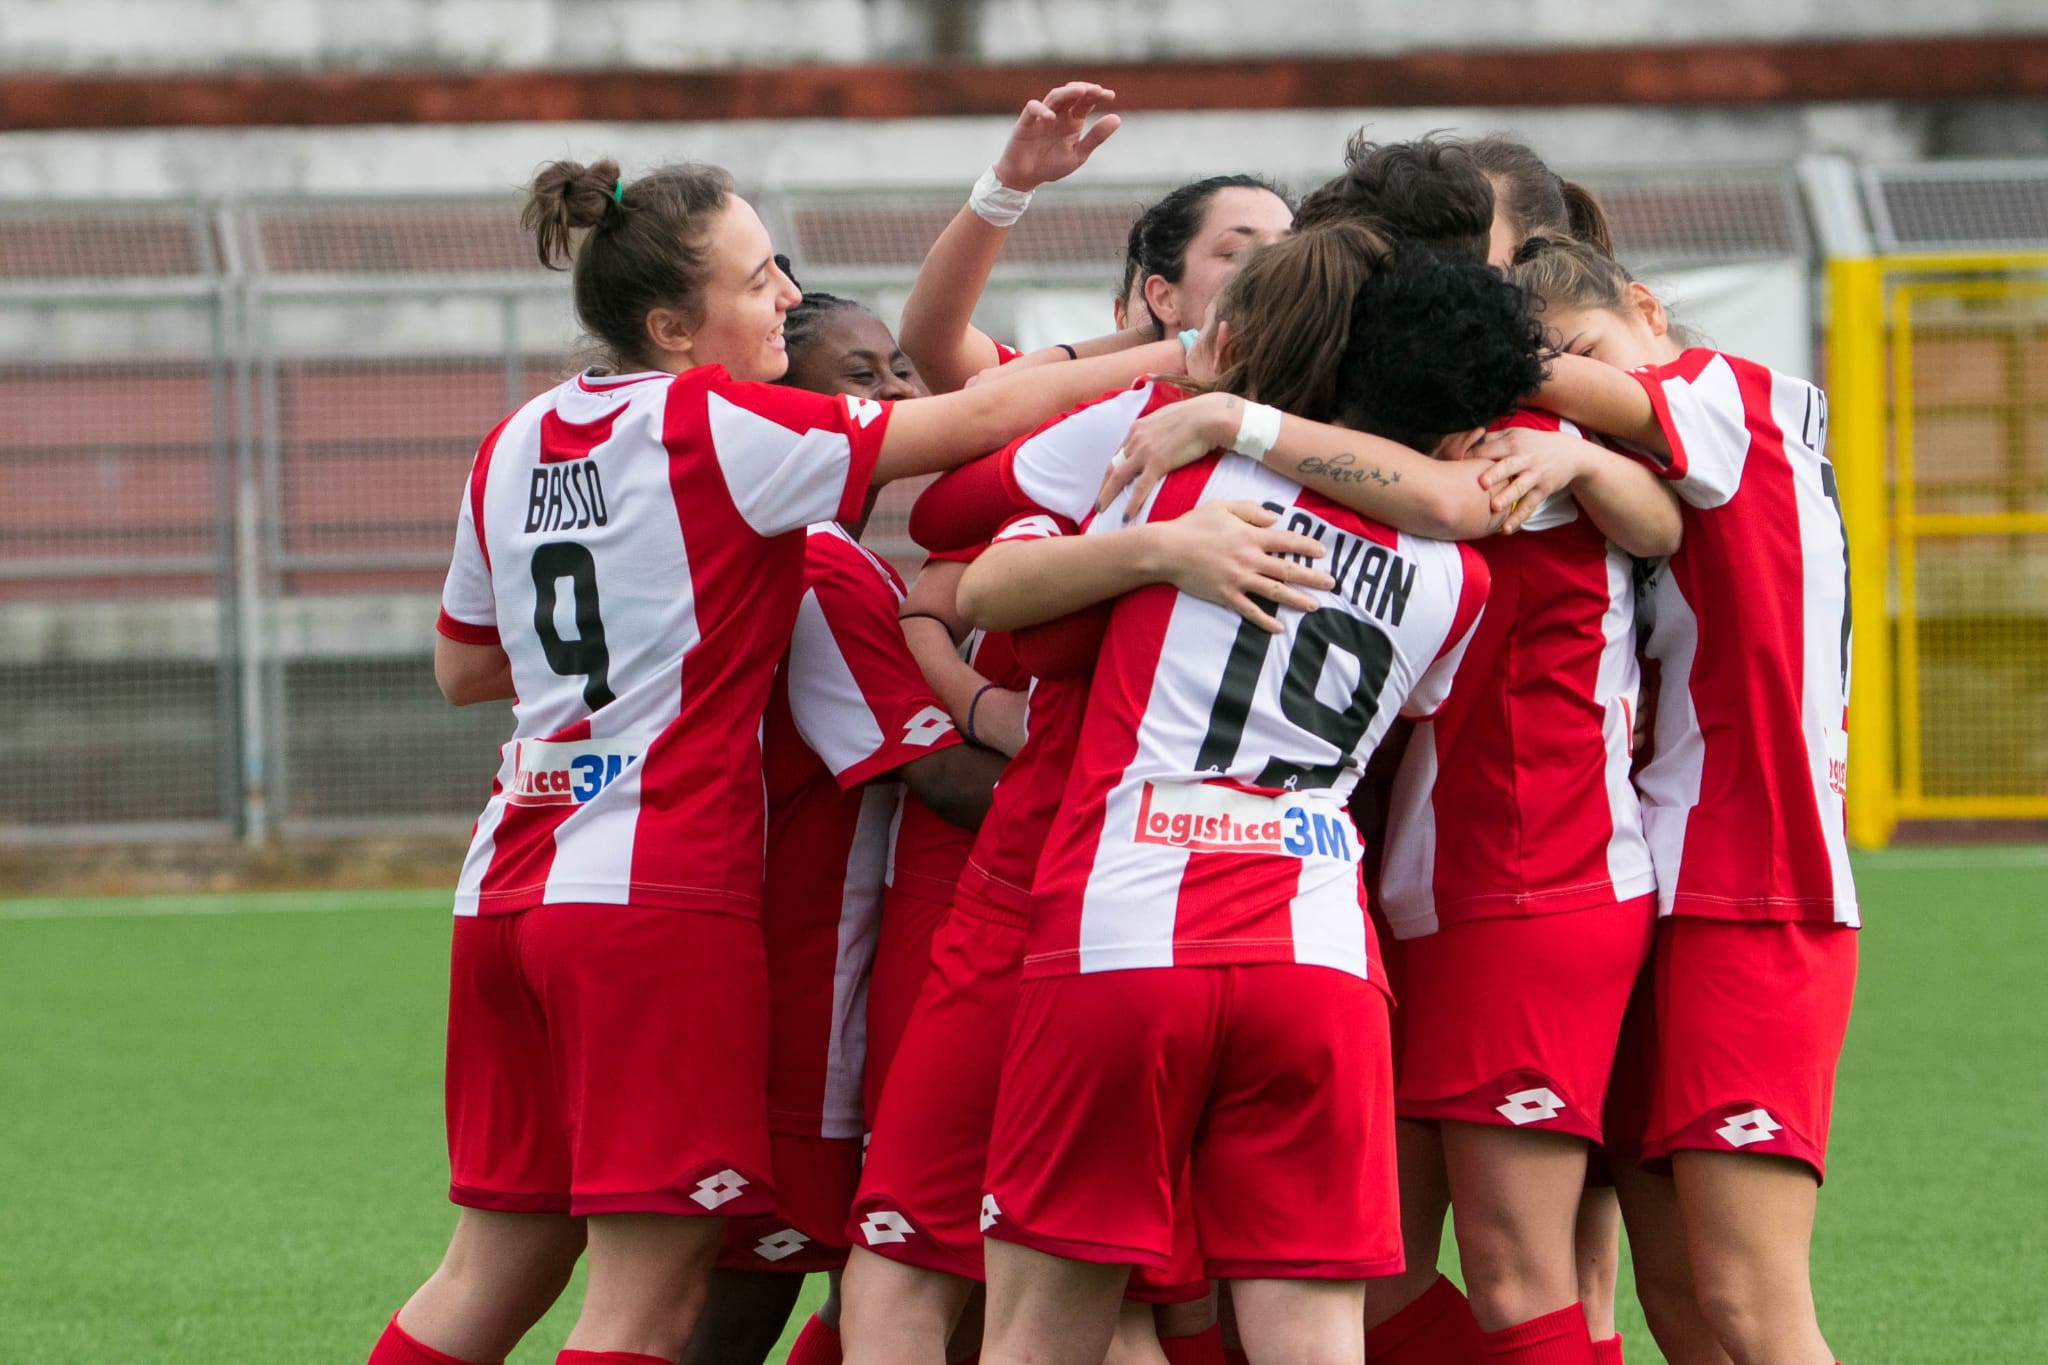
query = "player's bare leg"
(840, 1247, 976, 1365)
(1155, 1286, 1219, 1356)
(564, 1211, 724, 1358)
(1439, 1121, 1588, 1330)
(393, 1207, 585, 1363)
(1574, 1184, 1622, 1341)
(980, 1238, 1129, 1365)
(679, 1268, 806, 1365)
(1363, 1120, 1452, 1329)
(1104, 1298, 1173, 1365)
(1671, 1151, 1833, 1365)
(1229, 1278, 1367, 1365)
(1611, 1161, 1731, 1365)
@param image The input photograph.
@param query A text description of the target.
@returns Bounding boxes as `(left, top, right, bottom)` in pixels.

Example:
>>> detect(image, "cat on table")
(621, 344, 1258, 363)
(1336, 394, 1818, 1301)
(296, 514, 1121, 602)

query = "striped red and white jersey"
(1026, 452, 1489, 983)
(953, 513, 1092, 916)
(763, 523, 961, 1139)
(998, 380, 1184, 521)
(1626, 349, 1857, 925)
(1379, 410, 1656, 938)
(884, 576, 1029, 906)
(437, 366, 891, 917)
(907, 380, 1187, 552)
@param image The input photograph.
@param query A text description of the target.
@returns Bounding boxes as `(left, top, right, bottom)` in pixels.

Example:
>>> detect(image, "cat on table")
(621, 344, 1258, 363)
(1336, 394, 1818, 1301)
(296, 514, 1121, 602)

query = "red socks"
(1365, 1275, 1489, 1365)
(1160, 1322, 1225, 1365)
(784, 1317, 843, 1365)
(1592, 1333, 1624, 1364)
(1480, 1304, 1596, 1364)
(367, 1316, 491, 1365)
(555, 1353, 671, 1365)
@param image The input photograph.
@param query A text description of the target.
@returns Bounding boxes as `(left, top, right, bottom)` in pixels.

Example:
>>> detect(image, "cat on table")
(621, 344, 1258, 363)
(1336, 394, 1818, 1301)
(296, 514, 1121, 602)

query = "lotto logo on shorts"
(1132, 782, 1355, 862)
(979, 1194, 1001, 1232)
(688, 1168, 750, 1209)
(859, 1210, 914, 1245)
(1496, 1087, 1566, 1126)
(1715, 1108, 1784, 1148)
(753, 1228, 810, 1262)
(506, 737, 644, 808)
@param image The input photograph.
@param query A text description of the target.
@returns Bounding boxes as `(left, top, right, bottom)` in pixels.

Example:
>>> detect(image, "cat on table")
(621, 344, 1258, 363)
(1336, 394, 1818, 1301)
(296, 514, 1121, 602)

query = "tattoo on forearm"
(1298, 453, 1400, 487)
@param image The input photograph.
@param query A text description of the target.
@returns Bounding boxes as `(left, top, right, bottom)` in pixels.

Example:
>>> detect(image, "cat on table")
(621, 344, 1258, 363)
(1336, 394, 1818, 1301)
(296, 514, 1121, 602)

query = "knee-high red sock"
(1480, 1304, 1596, 1364)
(554, 1353, 671, 1365)
(1591, 1332, 1623, 1365)
(1160, 1322, 1224, 1365)
(784, 1316, 843, 1365)
(1365, 1275, 1488, 1365)
(368, 1316, 493, 1365)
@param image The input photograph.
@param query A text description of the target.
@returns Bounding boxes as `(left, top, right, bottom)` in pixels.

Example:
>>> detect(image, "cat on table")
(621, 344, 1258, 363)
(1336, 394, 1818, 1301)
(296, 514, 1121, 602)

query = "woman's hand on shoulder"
(1097, 391, 1241, 519)
(1151, 500, 1333, 633)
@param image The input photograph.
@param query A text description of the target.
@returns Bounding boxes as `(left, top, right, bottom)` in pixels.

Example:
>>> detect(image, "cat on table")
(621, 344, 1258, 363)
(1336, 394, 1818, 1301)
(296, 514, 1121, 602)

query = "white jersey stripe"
(819, 784, 896, 1137)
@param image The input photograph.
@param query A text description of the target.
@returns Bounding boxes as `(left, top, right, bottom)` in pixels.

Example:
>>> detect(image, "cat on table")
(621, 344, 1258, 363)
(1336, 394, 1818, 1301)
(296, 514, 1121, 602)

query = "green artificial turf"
(0, 850, 2042, 1362)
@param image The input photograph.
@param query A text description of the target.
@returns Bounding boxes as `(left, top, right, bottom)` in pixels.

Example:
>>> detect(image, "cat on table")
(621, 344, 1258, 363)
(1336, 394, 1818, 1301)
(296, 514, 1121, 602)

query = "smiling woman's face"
(669, 195, 803, 381)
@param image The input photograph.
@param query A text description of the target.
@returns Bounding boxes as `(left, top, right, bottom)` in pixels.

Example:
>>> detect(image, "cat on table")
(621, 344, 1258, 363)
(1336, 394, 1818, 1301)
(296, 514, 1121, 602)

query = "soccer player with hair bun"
(368, 156, 1192, 1365)
(1487, 234, 1856, 1365)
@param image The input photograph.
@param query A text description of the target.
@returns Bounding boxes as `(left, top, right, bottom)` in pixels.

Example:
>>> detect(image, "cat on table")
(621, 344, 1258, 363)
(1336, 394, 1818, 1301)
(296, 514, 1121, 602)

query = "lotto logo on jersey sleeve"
(506, 736, 648, 807)
(1131, 782, 1356, 861)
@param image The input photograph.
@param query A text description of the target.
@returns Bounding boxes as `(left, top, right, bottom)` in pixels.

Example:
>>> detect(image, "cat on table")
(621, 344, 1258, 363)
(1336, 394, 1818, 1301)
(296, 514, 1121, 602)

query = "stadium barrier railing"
(2, 162, 2042, 846)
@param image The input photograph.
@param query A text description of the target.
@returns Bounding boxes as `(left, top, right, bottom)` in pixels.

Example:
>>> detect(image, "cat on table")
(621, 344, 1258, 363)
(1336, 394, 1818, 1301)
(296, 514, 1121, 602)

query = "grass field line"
(0, 887, 446, 921)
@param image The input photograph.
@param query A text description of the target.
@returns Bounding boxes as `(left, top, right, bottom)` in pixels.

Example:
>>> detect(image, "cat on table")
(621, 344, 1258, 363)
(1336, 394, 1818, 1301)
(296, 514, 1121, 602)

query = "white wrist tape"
(968, 167, 1033, 227)
(1230, 401, 1285, 463)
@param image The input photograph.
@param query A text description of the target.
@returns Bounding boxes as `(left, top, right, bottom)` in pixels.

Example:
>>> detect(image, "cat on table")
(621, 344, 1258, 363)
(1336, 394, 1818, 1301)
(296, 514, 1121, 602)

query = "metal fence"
(1, 161, 2034, 844)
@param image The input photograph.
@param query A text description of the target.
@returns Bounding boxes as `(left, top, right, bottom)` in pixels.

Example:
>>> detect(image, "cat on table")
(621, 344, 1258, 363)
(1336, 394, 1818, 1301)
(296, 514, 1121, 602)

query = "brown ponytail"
(1465, 135, 1616, 261)
(1207, 222, 1391, 423)
(1558, 179, 1614, 258)
(522, 158, 734, 372)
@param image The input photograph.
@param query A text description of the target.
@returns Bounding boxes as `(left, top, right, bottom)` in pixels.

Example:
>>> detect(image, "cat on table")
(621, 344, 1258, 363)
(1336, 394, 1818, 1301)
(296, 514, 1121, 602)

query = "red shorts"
(985, 964, 1402, 1281)
(865, 880, 956, 1126)
(446, 904, 774, 1218)
(717, 1134, 863, 1273)
(1396, 898, 1655, 1142)
(852, 882, 1205, 1297)
(1632, 917, 1858, 1181)
(850, 881, 1028, 1280)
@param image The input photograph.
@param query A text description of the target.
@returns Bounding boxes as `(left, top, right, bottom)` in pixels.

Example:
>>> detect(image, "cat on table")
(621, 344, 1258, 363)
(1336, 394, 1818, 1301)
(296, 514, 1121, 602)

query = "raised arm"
(874, 338, 1183, 484)
(1101, 390, 1505, 540)
(957, 501, 1333, 636)
(898, 82, 1120, 394)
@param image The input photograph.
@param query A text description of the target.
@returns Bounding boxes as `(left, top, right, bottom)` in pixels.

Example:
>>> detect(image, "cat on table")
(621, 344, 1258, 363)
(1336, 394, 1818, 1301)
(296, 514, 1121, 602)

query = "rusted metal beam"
(1, 38, 2043, 132)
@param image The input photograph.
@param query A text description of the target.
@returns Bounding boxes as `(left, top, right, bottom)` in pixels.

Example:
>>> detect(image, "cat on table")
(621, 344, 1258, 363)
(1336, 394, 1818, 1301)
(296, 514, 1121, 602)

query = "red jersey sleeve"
(690, 370, 891, 537)
(1628, 349, 1752, 509)
(787, 532, 961, 790)
(436, 418, 508, 645)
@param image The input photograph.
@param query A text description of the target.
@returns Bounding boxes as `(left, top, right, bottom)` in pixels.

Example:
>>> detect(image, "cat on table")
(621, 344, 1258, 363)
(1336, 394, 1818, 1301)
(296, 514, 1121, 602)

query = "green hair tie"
(611, 177, 625, 205)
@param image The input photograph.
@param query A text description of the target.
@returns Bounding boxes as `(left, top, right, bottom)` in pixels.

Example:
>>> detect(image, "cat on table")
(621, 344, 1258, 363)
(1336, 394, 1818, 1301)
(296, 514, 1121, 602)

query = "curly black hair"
(1294, 133, 1494, 266)
(1336, 247, 1549, 451)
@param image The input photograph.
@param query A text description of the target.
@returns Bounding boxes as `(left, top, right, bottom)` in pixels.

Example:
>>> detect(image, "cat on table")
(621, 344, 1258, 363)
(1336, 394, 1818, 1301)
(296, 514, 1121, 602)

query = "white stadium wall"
(0, 0, 2042, 71)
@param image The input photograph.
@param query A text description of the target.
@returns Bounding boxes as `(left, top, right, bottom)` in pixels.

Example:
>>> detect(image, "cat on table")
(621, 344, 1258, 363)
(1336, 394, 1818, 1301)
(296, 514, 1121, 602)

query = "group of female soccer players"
(370, 81, 1859, 1365)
